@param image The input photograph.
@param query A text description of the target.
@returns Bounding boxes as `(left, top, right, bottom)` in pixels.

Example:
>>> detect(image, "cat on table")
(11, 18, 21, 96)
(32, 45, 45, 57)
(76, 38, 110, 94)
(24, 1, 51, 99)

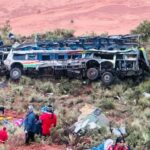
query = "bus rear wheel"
(101, 71, 114, 85)
(87, 68, 99, 80)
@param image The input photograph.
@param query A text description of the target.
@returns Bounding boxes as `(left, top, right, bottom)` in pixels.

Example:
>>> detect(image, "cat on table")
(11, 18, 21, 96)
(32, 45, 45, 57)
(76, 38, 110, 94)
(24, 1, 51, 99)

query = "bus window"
(28, 54, 37, 60)
(0, 54, 2, 60)
(100, 54, 114, 59)
(13, 54, 26, 60)
(85, 53, 92, 58)
(68, 55, 72, 59)
(58, 55, 65, 60)
(93, 53, 101, 59)
(72, 54, 82, 59)
(42, 54, 50, 61)
(50, 54, 56, 60)
(4, 54, 8, 60)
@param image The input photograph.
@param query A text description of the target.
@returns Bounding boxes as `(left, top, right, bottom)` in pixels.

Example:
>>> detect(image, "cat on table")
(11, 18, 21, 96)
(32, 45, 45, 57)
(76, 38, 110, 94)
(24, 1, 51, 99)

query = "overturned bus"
(3, 47, 150, 85)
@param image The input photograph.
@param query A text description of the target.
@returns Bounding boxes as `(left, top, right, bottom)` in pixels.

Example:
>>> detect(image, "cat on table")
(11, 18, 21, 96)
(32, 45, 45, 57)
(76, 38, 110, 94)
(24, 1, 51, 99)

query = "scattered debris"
(143, 92, 150, 98)
(72, 104, 109, 135)
(112, 127, 126, 136)
(45, 93, 54, 97)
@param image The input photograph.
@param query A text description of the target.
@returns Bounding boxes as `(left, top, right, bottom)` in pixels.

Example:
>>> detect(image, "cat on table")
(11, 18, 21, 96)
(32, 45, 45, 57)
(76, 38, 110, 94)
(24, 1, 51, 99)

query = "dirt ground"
(11, 144, 65, 150)
(0, 143, 65, 150)
(0, 0, 150, 35)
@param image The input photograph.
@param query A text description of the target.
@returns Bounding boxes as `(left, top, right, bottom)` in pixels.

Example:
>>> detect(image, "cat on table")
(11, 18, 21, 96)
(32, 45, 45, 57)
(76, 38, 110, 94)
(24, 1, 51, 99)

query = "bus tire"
(10, 68, 22, 80)
(87, 68, 99, 80)
(101, 71, 114, 85)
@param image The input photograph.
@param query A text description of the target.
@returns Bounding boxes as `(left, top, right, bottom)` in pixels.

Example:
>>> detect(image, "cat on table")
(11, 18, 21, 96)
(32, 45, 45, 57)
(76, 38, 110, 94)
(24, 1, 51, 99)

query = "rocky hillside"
(0, 0, 150, 35)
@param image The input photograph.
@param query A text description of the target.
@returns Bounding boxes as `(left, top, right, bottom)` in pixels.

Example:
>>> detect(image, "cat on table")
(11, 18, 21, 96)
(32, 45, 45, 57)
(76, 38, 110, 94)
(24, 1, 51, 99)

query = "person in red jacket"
(108, 137, 129, 150)
(0, 127, 8, 143)
(40, 105, 57, 136)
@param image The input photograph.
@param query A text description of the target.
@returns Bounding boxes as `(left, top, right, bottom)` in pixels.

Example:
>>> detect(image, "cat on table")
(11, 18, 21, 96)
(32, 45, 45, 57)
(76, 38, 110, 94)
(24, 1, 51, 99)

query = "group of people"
(24, 104, 57, 144)
(0, 104, 131, 150)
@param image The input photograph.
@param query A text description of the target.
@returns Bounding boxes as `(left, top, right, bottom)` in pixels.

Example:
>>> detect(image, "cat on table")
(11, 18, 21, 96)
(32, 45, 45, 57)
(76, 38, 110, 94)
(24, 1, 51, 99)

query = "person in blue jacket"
(24, 105, 36, 144)
(34, 114, 42, 137)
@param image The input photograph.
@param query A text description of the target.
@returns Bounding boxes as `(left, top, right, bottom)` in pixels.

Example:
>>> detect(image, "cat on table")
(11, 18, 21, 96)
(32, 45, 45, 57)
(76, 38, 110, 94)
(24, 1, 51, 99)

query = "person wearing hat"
(24, 105, 36, 144)
(108, 137, 129, 150)
(40, 105, 57, 137)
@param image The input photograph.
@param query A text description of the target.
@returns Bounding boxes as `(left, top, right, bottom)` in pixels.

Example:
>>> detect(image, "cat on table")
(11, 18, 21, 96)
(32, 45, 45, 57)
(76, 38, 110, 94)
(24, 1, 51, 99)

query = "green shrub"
(39, 29, 74, 41)
(0, 20, 12, 44)
(19, 76, 34, 85)
(0, 96, 4, 103)
(11, 85, 24, 96)
(86, 127, 108, 147)
(58, 79, 82, 95)
(139, 79, 150, 93)
(38, 82, 54, 93)
(144, 127, 150, 149)
(143, 108, 150, 119)
(126, 125, 144, 149)
(131, 20, 150, 42)
(123, 87, 141, 105)
(138, 97, 150, 109)
(29, 93, 45, 103)
(100, 99, 115, 110)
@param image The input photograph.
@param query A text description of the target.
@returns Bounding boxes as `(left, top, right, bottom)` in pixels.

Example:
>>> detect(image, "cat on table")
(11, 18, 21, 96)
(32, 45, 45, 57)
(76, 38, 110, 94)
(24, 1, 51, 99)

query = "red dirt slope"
(12, 144, 65, 150)
(0, 0, 150, 35)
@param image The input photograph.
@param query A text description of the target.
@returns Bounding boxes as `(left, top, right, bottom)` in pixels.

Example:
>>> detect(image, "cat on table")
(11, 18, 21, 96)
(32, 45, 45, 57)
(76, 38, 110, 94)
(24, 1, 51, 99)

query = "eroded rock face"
(0, 0, 150, 35)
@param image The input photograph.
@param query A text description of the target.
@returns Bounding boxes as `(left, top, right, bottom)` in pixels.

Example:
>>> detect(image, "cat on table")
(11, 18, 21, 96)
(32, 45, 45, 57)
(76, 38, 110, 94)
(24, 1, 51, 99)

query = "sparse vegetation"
(0, 20, 12, 44)
(37, 29, 75, 41)
(101, 99, 115, 110)
(58, 79, 82, 95)
(131, 20, 150, 42)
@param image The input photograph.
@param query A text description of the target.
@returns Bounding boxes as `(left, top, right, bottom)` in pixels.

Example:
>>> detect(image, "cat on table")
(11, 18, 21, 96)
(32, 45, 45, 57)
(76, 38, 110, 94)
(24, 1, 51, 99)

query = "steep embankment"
(0, 0, 150, 35)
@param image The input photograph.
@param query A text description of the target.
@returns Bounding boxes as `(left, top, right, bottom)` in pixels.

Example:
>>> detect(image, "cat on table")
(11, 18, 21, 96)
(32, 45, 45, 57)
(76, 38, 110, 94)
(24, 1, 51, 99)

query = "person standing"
(24, 105, 36, 144)
(40, 105, 57, 137)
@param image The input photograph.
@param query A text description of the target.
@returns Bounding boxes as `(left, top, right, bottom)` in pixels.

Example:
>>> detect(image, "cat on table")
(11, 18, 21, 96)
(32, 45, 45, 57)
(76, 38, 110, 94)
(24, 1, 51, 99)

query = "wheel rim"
(87, 68, 98, 80)
(104, 74, 111, 82)
(89, 70, 96, 77)
(12, 70, 19, 77)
